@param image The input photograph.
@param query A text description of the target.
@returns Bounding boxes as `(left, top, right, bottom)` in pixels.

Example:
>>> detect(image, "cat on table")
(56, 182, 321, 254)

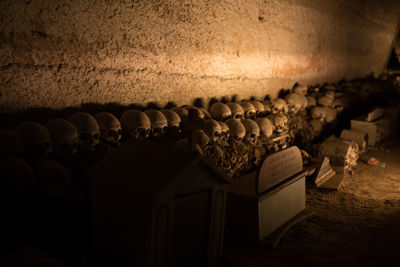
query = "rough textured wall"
(0, 0, 399, 112)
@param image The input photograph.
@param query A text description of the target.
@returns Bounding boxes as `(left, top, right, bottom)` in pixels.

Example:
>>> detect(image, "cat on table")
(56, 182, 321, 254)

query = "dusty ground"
(224, 140, 400, 267)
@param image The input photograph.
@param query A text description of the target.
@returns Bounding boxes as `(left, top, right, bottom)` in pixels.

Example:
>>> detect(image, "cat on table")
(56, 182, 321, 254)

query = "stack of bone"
(0, 75, 394, 265)
(0, 77, 388, 180)
(320, 135, 360, 175)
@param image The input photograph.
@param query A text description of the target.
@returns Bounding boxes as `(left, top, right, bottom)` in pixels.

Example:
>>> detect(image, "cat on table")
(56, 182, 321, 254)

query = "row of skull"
(0, 80, 361, 162)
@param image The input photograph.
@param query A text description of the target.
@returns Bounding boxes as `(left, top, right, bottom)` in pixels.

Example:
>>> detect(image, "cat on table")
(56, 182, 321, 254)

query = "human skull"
(218, 121, 230, 139)
(256, 117, 274, 138)
(171, 107, 189, 121)
(262, 100, 272, 115)
(120, 110, 151, 139)
(16, 121, 52, 162)
(68, 112, 100, 152)
(33, 160, 71, 199)
(332, 97, 349, 113)
(0, 156, 35, 195)
(271, 98, 289, 114)
(204, 119, 222, 142)
(199, 108, 212, 119)
(209, 103, 232, 121)
(298, 94, 309, 111)
(225, 118, 246, 139)
(181, 105, 205, 120)
(323, 91, 335, 101)
(309, 119, 323, 135)
(250, 100, 265, 117)
(322, 84, 336, 92)
(95, 112, 122, 146)
(293, 84, 308, 95)
(46, 118, 79, 159)
(161, 109, 182, 137)
(317, 95, 333, 107)
(0, 129, 23, 157)
(310, 106, 328, 124)
(193, 130, 211, 155)
(241, 119, 260, 145)
(284, 93, 303, 114)
(144, 109, 168, 139)
(268, 113, 289, 134)
(306, 96, 317, 107)
(226, 102, 244, 120)
(324, 107, 338, 123)
(239, 102, 256, 118)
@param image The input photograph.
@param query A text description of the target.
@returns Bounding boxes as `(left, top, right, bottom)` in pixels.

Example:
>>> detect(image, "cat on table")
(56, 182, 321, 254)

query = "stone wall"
(0, 0, 399, 112)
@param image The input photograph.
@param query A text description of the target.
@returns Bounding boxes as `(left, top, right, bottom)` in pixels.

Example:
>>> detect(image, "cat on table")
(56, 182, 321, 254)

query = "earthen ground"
(224, 139, 400, 267)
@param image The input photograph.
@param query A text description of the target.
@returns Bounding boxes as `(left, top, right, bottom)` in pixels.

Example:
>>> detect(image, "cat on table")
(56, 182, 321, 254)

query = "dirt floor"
(224, 139, 400, 267)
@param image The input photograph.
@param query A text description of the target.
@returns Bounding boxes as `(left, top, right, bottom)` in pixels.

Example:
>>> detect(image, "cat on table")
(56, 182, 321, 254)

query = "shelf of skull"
(89, 140, 229, 267)
(225, 146, 307, 241)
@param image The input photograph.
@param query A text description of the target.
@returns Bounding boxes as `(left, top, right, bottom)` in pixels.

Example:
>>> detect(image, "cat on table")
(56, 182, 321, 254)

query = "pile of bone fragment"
(0, 74, 398, 263)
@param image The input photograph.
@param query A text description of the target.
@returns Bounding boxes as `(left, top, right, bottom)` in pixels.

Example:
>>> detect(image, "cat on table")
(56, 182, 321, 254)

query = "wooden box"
(351, 113, 390, 146)
(226, 146, 307, 241)
(89, 140, 229, 267)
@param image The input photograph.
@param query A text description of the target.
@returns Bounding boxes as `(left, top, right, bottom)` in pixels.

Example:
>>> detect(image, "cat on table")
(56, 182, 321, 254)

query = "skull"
(306, 96, 317, 107)
(309, 119, 323, 135)
(171, 107, 189, 121)
(324, 107, 338, 123)
(256, 117, 274, 138)
(310, 106, 328, 124)
(181, 105, 205, 120)
(239, 102, 256, 118)
(0, 129, 23, 157)
(323, 91, 335, 101)
(284, 93, 303, 114)
(46, 118, 79, 160)
(16, 121, 52, 162)
(95, 112, 122, 146)
(193, 129, 211, 155)
(218, 121, 230, 139)
(250, 100, 265, 117)
(268, 113, 289, 134)
(262, 100, 272, 114)
(225, 118, 246, 139)
(332, 97, 349, 113)
(0, 156, 35, 195)
(209, 103, 232, 121)
(161, 109, 182, 137)
(322, 84, 336, 92)
(144, 109, 168, 139)
(204, 119, 222, 142)
(298, 94, 309, 111)
(271, 98, 288, 114)
(68, 112, 100, 152)
(293, 84, 308, 95)
(226, 102, 244, 120)
(120, 110, 151, 139)
(199, 108, 212, 119)
(33, 160, 71, 199)
(241, 119, 260, 145)
(317, 95, 333, 107)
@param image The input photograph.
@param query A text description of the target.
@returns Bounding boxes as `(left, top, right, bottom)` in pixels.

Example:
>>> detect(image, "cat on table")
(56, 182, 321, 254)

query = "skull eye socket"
(163, 126, 168, 132)
(213, 131, 220, 137)
(234, 114, 242, 119)
(44, 141, 52, 149)
(108, 130, 117, 137)
(80, 133, 91, 141)
(93, 133, 100, 140)
(58, 143, 71, 153)
(154, 127, 162, 134)
(250, 133, 256, 138)
(137, 128, 147, 136)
